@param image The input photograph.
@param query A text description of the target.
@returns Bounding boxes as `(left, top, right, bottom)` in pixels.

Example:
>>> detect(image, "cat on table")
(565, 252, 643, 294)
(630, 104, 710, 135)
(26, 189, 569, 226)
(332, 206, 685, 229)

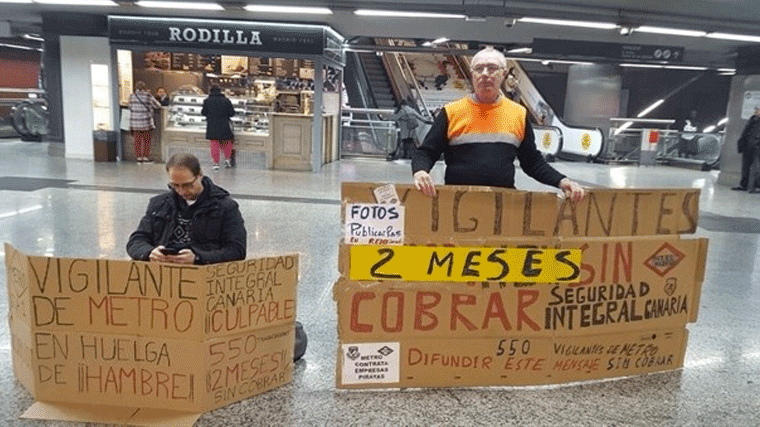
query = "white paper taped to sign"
(344, 203, 404, 245)
(341, 342, 400, 385)
(373, 183, 400, 204)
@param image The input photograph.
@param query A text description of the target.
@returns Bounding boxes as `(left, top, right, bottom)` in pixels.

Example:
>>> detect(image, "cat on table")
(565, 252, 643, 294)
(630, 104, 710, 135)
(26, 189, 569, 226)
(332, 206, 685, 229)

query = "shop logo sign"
(169, 27, 263, 45)
(581, 133, 591, 150)
(542, 132, 551, 149)
(644, 243, 685, 277)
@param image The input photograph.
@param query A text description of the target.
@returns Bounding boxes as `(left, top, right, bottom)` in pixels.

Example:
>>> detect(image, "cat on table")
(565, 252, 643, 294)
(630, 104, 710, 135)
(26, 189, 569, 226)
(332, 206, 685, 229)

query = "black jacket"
(201, 92, 236, 140)
(126, 176, 246, 264)
(738, 115, 760, 153)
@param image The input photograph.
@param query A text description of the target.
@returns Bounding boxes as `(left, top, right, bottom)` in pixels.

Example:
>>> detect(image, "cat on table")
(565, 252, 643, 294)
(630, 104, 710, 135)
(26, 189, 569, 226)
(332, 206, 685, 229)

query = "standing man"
(412, 47, 585, 201)
(733, 106, 760, 192)
(126, 153, 246, 264)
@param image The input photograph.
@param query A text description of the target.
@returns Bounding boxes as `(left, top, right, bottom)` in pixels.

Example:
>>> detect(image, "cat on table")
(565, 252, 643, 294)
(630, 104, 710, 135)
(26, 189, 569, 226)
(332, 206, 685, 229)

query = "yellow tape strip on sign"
(350, 246, 582, 283)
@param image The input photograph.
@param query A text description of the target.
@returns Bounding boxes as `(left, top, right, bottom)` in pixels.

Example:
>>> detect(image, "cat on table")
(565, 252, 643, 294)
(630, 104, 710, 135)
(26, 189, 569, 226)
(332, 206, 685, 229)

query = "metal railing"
(341, 107, 397, 157)
(604, 118, 722, 169)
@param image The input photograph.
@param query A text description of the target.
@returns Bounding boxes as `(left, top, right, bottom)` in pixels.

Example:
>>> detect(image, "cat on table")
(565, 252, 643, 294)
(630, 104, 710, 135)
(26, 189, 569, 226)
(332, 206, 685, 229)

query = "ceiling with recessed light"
(2, 0, 760, 68)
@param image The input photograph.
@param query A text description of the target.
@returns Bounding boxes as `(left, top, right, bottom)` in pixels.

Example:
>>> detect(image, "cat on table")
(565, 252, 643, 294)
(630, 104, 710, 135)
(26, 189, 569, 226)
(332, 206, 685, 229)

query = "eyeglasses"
(472, 64, 503, 75)
(168, 175, 199, 191)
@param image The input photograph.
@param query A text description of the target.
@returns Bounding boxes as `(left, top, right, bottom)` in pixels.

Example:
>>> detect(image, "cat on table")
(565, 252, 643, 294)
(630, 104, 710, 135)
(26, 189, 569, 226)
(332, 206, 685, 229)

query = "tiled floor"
(1, 139, 759, 426)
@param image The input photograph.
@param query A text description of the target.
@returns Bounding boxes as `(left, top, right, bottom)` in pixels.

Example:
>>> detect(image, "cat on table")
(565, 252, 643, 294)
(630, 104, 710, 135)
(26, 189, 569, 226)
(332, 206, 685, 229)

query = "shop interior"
(116, 49, 342, 169)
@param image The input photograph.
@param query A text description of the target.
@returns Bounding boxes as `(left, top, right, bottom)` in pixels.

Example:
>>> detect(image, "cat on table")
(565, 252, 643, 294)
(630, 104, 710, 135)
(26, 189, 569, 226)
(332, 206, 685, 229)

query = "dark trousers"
(748, 148, 760, 190)
(391, 137, 415, 159)
(739, 147, 756, 188)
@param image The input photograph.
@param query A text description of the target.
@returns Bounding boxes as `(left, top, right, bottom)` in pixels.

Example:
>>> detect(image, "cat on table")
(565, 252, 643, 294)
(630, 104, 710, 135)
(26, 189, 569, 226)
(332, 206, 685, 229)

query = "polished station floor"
(1, 140, 759, 427)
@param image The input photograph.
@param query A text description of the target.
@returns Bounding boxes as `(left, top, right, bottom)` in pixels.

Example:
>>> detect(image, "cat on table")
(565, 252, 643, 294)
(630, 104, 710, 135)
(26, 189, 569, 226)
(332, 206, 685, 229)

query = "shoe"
(225, 159, 232, 169)
(142, 158, 152, 164)
(750, 188, 760, 194)
(731, 186, 747, 191)
(136, 158, 143, 163)
(294, 321, 307, 362)
(212, 163, 220, 171)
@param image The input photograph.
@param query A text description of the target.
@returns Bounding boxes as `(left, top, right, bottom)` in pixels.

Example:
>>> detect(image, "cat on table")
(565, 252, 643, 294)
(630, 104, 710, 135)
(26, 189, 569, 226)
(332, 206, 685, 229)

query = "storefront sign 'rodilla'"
(108, 16, 342, 56)
(168, 27, 263, 46)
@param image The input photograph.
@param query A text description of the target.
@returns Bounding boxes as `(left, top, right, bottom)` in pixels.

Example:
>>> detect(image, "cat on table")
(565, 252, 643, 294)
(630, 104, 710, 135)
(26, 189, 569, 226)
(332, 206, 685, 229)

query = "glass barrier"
(341, 108, 397, 157)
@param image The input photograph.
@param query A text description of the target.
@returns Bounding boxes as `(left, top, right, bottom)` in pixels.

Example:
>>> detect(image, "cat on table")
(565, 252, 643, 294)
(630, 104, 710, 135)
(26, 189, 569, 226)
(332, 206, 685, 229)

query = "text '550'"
(349, 246, 582, 283)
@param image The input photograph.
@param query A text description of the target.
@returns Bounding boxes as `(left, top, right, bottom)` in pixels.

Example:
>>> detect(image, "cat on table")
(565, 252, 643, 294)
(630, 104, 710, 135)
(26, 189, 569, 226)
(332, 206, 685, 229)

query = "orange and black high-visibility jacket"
(412, 96, 565, 189)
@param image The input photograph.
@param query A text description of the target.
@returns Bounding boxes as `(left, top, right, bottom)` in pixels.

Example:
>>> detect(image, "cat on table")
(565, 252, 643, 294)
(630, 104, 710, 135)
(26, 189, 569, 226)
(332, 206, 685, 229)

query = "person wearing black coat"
(126, 153, 246, 265)
(201, 85, 236, 170)
(733, 106, 760, 192)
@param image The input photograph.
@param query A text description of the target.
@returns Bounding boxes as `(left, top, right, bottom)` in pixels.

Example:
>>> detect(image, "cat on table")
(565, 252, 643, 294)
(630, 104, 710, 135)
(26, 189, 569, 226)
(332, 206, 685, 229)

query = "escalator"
(505, 59, 604, 160)
(362, 47, 604, 160)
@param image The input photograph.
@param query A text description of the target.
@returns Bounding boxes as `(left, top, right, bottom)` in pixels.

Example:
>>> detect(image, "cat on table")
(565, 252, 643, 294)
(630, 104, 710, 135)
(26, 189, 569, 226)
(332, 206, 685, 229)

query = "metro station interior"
(1, 1, 760, 426)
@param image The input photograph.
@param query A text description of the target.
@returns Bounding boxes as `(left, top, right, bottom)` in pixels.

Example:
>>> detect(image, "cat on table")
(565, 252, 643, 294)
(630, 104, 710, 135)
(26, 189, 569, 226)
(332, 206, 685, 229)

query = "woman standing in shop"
(129, 81, 161, 163)
(201, 85, 236, 170)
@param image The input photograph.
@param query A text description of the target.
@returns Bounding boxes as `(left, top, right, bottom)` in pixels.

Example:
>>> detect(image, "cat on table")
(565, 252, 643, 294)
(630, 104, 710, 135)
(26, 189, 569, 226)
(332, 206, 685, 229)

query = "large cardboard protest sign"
(334, 183, 707, 389)
(341, 183, 700, 242)
(5, 243, 298, 422)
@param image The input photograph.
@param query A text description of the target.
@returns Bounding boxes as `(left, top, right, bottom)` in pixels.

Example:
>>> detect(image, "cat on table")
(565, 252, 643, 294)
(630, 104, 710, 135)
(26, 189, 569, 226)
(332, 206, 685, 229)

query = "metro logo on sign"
(644, 243, 685, 277)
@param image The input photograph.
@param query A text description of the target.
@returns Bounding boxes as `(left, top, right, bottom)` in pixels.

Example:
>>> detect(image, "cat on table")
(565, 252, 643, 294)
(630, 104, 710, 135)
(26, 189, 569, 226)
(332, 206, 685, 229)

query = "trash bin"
(93, 130, 117, 162)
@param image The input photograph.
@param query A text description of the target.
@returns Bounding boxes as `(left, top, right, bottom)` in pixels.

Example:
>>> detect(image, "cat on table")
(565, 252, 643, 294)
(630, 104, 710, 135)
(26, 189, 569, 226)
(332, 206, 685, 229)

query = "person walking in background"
(129, 81, 161, 163)
(504, 67, 520, 103)
(387, 99, 431, 160)
(202, 85, 236, 171)
(733, 106, 760, 192)
(675, 109, 700, 158)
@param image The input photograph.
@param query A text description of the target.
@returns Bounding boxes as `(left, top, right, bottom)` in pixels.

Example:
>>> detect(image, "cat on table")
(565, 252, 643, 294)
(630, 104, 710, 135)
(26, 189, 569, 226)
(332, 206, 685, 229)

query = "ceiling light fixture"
(703, 125, 716, 133)
(614, 121, 634, 135)
(431, 37, 449, 44)
(354, 9, 466, 19)
(136, 1, 223, 10)
(637, 99, 664, 118)
(244, 5, 332, 14)
(619, 26, 633, 36)
(23, 34, 44, 41)
(634, 26, 707, 37)
(664, 65, 708, 70)
(518, 17, 618, 30)
(0, 0, 33, 3)
(717, 117, 728, 126)
(706, 32, 760, 43)
(620, 63, 664, 68)
(507, 47, 532, 54)
(35, 0, 117, 4)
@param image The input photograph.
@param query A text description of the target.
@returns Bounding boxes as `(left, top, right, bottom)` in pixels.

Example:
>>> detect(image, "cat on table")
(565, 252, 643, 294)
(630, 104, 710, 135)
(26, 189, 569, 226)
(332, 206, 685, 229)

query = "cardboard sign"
(335, 182, 708, 389)
(6, 247, 298, 340)
(336, 328, 688, 388)
(5, 244, 298, 418)
(341, 183, 700, 242)
(344, 204, 404, 245)
(348, 245, 582, 283)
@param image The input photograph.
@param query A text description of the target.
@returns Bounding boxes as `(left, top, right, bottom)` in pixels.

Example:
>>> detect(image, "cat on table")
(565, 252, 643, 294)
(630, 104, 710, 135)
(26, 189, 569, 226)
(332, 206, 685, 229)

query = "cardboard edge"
(688, 238, 709, 323)
(21, 401, 200, 427)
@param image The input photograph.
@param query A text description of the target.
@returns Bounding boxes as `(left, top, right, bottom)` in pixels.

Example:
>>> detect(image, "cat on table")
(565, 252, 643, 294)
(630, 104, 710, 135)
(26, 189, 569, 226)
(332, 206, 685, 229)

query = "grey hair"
(472, 47, 507, 69)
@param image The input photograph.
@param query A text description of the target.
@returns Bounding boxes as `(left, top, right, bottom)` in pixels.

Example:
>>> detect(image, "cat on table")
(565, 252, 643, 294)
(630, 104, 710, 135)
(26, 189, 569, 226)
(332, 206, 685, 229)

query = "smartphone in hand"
(160, 247, 180, 255)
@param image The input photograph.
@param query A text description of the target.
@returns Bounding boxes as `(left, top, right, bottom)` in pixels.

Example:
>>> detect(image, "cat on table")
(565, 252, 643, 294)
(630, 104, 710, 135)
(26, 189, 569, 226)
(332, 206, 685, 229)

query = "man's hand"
(149, 246, 196, 264)
(559, 178, 586, 202)
(414, 170, 437, 197)
(166, 248, 196, 264)
(149, 246, 170, 263)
